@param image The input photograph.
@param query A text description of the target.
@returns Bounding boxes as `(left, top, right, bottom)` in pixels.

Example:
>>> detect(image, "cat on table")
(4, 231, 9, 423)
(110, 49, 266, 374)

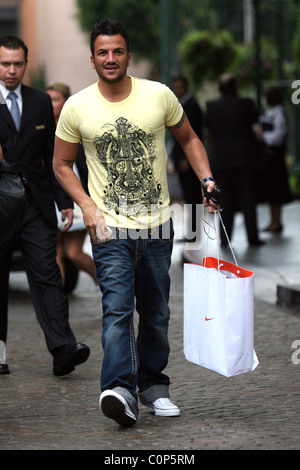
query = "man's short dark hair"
(219, 74, 237, 96)
(172, 75, 189, 88)
(90, 19, 130, 56)
(264, 87, 283, 106)
(0, 35, 28, 63)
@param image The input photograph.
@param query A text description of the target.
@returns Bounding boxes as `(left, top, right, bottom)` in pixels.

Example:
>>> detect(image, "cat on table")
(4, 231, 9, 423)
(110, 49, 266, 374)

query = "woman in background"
(253, 87, 293, 233)
(46, 83, 98, 291)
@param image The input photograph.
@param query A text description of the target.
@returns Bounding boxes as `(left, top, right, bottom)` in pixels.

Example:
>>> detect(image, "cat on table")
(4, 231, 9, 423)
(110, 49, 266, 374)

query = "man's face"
(0, 46, 27, 90)
(172, 80, 187, 99)
(91, 34, 131, 84)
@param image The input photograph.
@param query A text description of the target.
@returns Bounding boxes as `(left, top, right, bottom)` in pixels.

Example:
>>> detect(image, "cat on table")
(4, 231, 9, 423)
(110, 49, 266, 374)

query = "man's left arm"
(168, 113, 219, 212)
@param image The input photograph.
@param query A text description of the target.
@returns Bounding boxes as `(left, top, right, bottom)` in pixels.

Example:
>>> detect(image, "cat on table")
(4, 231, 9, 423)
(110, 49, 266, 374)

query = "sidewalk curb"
(277, 284, 300, 309)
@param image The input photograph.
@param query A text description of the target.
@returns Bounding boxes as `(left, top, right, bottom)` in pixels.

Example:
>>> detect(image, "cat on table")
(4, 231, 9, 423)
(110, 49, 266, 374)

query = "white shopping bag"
(183, 213, 259, 377)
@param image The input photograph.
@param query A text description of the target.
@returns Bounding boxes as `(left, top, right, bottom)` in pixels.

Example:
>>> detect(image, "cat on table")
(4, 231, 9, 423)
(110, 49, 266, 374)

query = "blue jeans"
(92, 220, 174, 401)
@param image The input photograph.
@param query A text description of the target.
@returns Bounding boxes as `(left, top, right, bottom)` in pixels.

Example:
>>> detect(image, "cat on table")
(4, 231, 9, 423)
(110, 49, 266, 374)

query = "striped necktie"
(8, 91, 21, 131)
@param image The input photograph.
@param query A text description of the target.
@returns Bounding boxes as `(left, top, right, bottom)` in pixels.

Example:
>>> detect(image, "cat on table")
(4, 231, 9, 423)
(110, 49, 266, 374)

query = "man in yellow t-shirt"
(56, 77, 182, 230)
(53, 19, 218, 428)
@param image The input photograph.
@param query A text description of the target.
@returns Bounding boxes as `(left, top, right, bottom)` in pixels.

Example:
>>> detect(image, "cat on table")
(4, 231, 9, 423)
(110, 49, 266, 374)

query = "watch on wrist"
(202, 177, 216, 184)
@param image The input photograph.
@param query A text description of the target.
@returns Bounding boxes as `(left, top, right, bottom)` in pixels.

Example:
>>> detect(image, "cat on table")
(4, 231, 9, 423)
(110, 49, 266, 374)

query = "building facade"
(0, 0, 148, 93)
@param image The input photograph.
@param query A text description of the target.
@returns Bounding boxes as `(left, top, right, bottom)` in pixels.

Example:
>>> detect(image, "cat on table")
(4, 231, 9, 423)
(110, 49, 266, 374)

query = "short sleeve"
(163, 85, 184, 128)
(55, 99, 81, 143)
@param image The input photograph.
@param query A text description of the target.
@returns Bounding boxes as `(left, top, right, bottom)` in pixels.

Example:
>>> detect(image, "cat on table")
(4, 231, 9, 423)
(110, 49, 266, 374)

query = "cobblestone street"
(1, 202, 300, 452)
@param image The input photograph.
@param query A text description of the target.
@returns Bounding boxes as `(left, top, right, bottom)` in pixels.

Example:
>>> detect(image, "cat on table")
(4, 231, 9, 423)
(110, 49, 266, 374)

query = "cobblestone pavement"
(0, 202, 300, 452)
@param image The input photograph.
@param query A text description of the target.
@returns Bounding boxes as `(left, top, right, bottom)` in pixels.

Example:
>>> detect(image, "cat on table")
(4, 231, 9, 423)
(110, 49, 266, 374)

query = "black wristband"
(202, 177, 216, 184)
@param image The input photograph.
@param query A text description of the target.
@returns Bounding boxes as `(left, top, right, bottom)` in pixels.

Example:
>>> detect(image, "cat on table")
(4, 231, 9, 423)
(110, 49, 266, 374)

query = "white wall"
(35, 0, 149, 94)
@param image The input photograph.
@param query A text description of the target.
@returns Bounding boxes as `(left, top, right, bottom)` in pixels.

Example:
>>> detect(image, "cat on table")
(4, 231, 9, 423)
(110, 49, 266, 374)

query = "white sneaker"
(99, 390, 137, 427)
(145, 398, 180, 417)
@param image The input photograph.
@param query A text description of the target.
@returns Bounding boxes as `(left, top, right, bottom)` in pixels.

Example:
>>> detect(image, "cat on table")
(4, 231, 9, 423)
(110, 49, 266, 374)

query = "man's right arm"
(53, 136, 109, 242)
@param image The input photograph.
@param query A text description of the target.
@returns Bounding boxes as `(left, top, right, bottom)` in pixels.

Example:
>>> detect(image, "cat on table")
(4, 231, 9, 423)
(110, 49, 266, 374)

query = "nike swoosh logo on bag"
(205, 317, 214, 321)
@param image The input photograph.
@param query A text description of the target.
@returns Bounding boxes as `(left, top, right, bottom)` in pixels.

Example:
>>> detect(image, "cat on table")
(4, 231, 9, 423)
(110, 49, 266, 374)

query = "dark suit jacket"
(0, 84, 72, 226)
(170, 94, 203, 170)
(76, 143, 89, 195)
(205, 95, 258, 172)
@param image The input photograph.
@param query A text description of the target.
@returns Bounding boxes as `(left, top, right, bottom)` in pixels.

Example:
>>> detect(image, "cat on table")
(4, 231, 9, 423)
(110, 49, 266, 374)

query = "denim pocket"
(91, 226, 119, 246)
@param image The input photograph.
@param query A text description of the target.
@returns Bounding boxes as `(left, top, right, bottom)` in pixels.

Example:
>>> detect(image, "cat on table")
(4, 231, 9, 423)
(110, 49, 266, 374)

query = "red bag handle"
(203, 256, 254, 278)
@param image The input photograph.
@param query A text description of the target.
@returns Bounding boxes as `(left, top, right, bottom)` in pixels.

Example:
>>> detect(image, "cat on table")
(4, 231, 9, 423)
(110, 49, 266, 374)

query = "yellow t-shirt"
(56, 77, 183, 229)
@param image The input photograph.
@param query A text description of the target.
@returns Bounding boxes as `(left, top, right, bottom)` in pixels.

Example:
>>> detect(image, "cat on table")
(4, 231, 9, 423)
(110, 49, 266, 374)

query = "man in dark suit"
(0, 35, 90, 375)
(205, 73, 263, 247)
(170, 76, 203, 241)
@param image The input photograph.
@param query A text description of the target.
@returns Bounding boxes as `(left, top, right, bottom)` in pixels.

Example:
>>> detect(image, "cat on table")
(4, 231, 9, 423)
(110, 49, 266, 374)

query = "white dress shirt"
(259, 105, 288, 147)
(0, 82, 23, 115)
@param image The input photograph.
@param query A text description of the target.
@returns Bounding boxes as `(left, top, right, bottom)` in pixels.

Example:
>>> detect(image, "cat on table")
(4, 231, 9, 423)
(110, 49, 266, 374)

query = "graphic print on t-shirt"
(93, 117, 162, 217)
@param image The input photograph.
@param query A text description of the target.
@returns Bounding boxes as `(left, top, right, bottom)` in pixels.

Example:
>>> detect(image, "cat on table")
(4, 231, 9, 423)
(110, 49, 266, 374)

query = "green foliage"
(178, 30, 237, 87)
(76, 0, 160, 61)
(293, 3, 300, 65)
(76, 0, 102, 33)
(232, 38, 278, 88)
